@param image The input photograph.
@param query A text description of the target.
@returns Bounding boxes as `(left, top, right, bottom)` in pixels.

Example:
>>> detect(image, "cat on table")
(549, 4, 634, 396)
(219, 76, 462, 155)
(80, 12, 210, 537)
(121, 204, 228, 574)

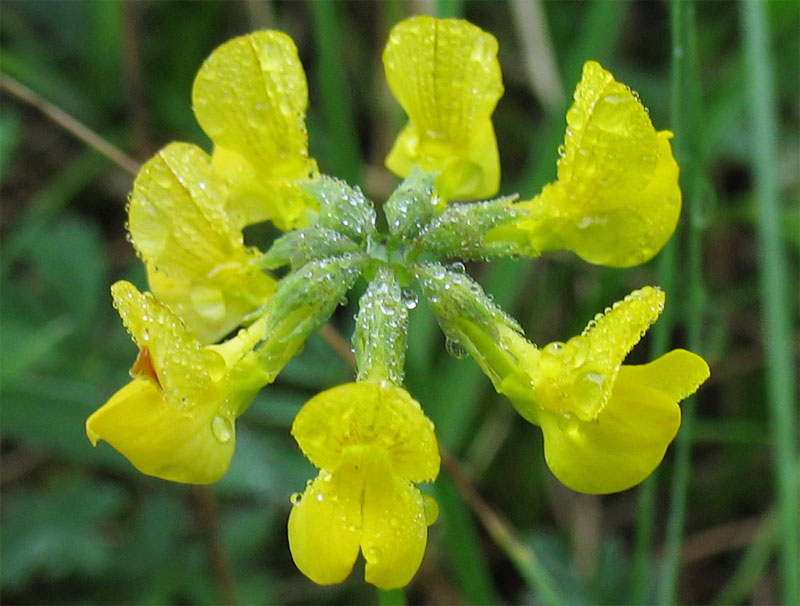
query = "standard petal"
(85, 379, 236, 484)
(192, 31, 318, 229)
(128, 143, 275, 343)
(192, 30, 311, 177)
(513, 61, 680, 267)
(287, 466, 362, 586)
(538, 367, 682, 494)
(361, 450, 428, 589)
(383, 16, 503, 200)
(532, 286, 665, 420)
(291, 382, 440, 482)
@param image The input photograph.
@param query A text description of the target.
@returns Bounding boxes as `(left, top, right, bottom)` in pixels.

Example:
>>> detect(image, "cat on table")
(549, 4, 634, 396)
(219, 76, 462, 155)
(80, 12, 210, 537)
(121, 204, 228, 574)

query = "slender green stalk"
(434, 474, 498, 604)
(442, 451, 564, 605)
(740, 1, 800, 603)
(712, 514, 777, 606)
(435, 0, 463, 19)
(631, 229, 681, 603)
(659, 0, 706, 603)
(309, 0, 361, 186)
(378, 588, 407, 606)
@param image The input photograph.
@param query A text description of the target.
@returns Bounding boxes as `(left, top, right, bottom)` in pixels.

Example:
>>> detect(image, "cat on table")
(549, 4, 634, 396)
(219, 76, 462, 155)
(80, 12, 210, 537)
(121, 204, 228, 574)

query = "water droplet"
(402, 289, 419, 310)
(211, 415, 233, 443)
(423, 494, 439, 525)
(445, 337, 469, 359)
(290, 492, 302, 506)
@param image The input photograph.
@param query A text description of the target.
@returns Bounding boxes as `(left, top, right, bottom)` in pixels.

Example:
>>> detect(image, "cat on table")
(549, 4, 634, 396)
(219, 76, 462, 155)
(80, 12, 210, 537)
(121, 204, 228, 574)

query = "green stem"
(631, 230, 681, 603)
(740, 1, 800, 603)
(712, 514, 777, 606)
(659, 0, 705, 603)
(309, 0, 361, 186)
(378, 588, 407, 606)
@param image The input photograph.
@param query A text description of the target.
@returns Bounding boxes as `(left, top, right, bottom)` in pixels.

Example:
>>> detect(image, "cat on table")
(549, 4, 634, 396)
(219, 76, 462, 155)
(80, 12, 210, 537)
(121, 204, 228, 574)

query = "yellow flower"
(383, 16, 503, 201)
(129, 142, 275, 344)
(192, 30, 319, 231)
(288, 382, 440, 589)
(495, 61, 681, 267)
(501, 287, 710, 493)
(86, 281, 269, 484)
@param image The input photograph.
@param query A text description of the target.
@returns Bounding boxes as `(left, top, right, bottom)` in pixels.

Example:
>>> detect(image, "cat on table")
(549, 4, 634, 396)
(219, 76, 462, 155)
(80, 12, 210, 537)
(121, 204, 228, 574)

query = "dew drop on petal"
(211, 415, 233, 443)
(423, 494, 439, 525)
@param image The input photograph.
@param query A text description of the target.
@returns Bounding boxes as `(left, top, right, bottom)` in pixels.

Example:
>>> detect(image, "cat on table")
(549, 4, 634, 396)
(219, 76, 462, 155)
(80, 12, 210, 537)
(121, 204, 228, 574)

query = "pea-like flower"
(494, 61, 681, 267)
(288, 382, 440, 589)
(86, 281, 270, 483)
(383, 16, 504, 201)
(86, 13, 712, 595)
(128, 142, 275, 344)
(501, 286, 710, 493)
(192, 30, 319, 231)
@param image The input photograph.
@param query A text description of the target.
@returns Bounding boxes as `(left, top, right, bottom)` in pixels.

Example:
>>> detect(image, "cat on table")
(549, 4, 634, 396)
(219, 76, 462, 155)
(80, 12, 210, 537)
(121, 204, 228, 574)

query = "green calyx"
(256, 169, 537, 389)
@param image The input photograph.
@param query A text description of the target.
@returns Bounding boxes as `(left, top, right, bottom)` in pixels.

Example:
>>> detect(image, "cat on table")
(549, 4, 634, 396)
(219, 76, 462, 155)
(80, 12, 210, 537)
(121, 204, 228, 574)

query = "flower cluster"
(87, 16, 709, 589)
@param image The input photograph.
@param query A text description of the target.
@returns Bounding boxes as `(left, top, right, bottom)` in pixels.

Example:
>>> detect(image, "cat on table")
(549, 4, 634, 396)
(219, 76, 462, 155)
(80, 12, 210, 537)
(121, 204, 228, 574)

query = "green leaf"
(28, 216, 107, 336)
(0, 475, 126, 589)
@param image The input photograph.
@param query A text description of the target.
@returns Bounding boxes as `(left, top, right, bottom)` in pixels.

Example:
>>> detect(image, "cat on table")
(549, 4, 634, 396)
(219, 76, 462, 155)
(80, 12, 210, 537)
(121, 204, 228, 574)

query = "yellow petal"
(192, 31, 318, 229)
(129, 143, 275, 343)
(533, 286, 665, 420)
(110, 281, 219, 402)
(86, 379, 236, 484)
(621, 348, 710, 401)
(538, 373, 678, 494)
(287, 465, 362, 585)
(383, 16, 503, 200)
(210, 146, 316, 231)
(361, 449, 428, 589)
(537, 349, 708, 494)
(540, 349, 710, 494)
(292, 382, 440, 483)
(516, 61, 680, 267)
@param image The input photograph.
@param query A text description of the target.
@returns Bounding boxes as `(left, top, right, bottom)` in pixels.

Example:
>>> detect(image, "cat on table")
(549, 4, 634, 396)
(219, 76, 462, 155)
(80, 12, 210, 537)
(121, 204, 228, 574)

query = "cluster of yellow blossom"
(86, 16, 709, 590)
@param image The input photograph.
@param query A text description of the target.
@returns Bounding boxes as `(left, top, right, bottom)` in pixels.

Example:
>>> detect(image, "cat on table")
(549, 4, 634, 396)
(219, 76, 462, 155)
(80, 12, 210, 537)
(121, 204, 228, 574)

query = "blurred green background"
(1, 1, 797, 604)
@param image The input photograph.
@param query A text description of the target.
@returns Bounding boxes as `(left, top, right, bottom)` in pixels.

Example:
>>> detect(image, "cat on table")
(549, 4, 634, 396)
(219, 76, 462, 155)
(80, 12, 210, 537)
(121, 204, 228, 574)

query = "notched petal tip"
(288, 468, 362, 585)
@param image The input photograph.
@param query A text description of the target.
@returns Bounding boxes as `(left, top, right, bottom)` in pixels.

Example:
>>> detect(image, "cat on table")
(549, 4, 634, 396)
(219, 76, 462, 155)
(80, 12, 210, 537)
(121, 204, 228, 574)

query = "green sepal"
(353, 266, 409, 385)
(305, 176, 376, 243)
(414, 263, 520, 334)
(384, 167, 441, 242)
(260, 226, 362, 270)
(415, 262, 537, 399)
(256, 253, 368, 378)
(414, 196, 529, 261)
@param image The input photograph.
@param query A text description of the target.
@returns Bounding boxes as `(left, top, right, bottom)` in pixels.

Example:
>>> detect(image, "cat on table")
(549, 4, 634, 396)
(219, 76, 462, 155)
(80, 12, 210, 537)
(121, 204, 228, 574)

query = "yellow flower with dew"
(86, 12, 711, 594)
(417, 267, 709, 495)
(86, 281, 270, 483)
(288, 382, 440, 589)
(129, 142, 275, 344)
(492, 61, 681, 267)
(499, 287, 709, 493)
(383, 16, 503, 201)
(192, 30, 319, 231)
